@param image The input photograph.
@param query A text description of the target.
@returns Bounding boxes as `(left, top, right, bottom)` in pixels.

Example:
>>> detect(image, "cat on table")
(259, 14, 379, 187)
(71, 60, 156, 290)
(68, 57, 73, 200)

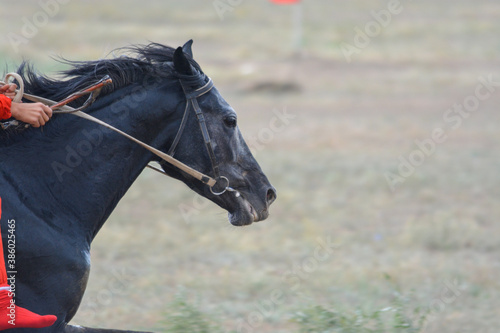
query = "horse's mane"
(0, 42, 203, 138)
(16, 42, 203, 106)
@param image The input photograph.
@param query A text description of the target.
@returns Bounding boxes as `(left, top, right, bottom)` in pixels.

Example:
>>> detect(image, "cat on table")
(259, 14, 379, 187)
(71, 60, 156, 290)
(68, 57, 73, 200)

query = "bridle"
(1, 72, 237, 196)
(150, 76, 237, 196)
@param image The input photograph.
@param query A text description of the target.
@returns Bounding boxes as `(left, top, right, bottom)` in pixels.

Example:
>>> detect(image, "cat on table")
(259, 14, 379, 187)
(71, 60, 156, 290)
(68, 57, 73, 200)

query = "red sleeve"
(0, 95, 12, 120)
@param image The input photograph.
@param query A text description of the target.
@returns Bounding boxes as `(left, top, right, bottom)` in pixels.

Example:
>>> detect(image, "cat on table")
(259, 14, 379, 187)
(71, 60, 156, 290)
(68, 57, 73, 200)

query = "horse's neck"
(2, 85, 178, 239)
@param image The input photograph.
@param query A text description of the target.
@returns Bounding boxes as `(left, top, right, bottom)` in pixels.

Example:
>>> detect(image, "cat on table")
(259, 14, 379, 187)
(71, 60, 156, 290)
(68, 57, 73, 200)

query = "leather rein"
(1, 73, 237, 196)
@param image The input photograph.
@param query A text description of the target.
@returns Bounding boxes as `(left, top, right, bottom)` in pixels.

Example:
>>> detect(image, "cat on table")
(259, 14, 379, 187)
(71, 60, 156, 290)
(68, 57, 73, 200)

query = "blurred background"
(2, 1, 500, 332)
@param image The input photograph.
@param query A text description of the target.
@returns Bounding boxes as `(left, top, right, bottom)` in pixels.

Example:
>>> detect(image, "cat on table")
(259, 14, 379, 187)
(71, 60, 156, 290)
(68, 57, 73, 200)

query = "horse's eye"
(224, 116, 237, 128)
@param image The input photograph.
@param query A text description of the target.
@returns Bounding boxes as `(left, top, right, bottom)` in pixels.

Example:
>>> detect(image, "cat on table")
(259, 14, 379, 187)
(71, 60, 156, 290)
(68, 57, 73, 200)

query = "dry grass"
(2, 1, 500, 332)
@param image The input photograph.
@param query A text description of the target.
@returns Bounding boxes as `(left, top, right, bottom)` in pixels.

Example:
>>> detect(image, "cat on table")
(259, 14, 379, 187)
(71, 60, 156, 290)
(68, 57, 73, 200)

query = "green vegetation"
(292, 287, 428, 333)
(158, 289, 222, 333)
(157, 280, 428, 333)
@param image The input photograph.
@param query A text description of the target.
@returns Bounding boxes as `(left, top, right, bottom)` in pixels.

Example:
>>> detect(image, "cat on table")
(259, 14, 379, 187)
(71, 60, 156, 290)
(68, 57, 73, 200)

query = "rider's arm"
(0, 95, 12, 120)
(0, 84, 52, 127)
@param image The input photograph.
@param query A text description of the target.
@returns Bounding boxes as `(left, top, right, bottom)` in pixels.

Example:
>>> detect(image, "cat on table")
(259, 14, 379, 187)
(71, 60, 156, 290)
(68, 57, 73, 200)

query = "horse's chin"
(228, 196, 263, 226)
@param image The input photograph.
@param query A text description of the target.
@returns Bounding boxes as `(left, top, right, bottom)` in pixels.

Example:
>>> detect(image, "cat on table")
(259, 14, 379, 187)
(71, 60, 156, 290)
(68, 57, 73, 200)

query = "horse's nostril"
(266, 188, 277, 206)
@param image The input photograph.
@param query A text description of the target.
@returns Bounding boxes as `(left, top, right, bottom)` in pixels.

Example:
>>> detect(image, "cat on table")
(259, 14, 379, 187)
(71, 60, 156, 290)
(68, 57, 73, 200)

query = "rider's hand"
(10, 102, 53, 128)
(0, 84, 17, 100)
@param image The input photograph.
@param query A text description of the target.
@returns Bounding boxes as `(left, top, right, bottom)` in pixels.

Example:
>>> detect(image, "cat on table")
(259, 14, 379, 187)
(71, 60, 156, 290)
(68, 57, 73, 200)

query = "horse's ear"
(173, 46, 193, 75)
(182, 39, 194, 58)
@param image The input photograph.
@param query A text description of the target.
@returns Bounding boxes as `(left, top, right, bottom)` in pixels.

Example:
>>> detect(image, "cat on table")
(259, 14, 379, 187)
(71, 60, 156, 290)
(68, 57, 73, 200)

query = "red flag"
(270, 0, 300, 4)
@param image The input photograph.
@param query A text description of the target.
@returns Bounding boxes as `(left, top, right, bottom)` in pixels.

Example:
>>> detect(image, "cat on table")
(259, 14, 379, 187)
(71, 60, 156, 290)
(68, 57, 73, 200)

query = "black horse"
(0, 41, 276, 332)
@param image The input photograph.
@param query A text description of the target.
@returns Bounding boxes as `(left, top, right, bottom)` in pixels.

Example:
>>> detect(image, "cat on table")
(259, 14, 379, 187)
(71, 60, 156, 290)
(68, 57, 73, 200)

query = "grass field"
(2, 1, 500, 332)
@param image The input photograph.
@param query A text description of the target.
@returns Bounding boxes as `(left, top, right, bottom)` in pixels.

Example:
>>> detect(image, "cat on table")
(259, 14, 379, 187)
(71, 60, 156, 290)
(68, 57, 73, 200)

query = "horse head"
(158, 41, 277, 226)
